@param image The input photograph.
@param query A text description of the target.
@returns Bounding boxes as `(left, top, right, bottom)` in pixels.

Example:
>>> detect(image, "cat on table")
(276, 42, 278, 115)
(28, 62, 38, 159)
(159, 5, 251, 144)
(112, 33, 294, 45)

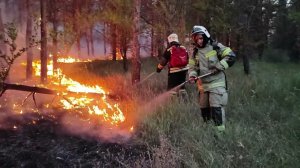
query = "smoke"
(134, 90, 176, 123)
(60, 113, 133, 143)
(0, 91, 50, 130)
(56, 90, 175, 143)
(0, 109, 14, 129)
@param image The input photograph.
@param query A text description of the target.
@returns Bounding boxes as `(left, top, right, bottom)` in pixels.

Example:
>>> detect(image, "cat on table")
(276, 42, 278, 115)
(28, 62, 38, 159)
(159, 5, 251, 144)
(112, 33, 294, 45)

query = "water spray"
(138, 72, 213, 115)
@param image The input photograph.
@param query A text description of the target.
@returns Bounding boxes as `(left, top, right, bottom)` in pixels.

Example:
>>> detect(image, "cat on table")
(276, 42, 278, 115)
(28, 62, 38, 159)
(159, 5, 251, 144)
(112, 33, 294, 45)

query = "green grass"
(110, 58, 300, 168)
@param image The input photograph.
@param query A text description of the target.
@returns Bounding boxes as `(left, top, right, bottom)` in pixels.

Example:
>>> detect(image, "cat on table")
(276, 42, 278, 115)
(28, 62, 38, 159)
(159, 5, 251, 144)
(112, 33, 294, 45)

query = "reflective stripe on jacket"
(158, 44, 189, 74)
(188, 42, 235, 91)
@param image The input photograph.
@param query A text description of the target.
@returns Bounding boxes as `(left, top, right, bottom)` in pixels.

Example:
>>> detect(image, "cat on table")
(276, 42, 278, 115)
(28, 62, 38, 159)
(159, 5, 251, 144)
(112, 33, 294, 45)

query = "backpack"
(169, 46, 188, 68)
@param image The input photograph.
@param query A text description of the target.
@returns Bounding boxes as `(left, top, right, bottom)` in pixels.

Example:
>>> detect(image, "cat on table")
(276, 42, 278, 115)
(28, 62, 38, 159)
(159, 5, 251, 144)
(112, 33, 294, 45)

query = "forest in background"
(0, 0, 299, 84)
(0, 0, 299, 167)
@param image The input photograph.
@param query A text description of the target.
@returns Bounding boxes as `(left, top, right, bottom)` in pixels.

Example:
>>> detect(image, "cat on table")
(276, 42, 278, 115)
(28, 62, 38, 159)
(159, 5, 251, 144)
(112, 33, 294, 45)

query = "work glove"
(156, 67, 162, 73)
(211, 68, 220, 75)
(189, 76, 197, 84)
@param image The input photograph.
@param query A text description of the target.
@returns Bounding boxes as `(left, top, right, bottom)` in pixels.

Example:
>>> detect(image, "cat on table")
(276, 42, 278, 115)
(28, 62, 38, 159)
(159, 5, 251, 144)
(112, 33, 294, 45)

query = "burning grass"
(0, 59, 149, 167)
(1, 59, 138, 139)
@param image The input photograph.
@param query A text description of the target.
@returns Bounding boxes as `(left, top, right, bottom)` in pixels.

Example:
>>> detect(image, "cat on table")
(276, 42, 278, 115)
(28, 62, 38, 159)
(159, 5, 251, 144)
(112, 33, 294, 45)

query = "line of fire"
(1, 52, 136, 141)
(0, 0, 145, 143)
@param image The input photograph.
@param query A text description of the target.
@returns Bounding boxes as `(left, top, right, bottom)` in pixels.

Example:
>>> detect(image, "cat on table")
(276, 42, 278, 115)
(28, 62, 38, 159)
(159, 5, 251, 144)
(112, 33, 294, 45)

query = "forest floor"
(0, 99, 150, 167)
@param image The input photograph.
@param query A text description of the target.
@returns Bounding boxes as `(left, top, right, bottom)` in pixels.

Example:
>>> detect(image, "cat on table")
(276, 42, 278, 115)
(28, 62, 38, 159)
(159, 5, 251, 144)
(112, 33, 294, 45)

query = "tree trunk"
(53, 22, 58, 70)
(73, 0, 81, 58)
(157, 35, 164, 57)
(103, 23, 107, 56)
(0, 8, 8, 82)
(85, 32, 90, 56)
(18, 0, 26, 30)
(242, 31, 250, 75)
(243, 51, 250, 75)
(77, 36, 81, 57)
(4, 0, 10, 15)
(90, 27, 95, 56)
(150, 7, 155, 57)
(0, 8, 7, 55)
(40, 0, 48, 83)
(131, 0, 141, 84)
(226, 28, 231, 47)
(26, 0, 33, 79)
(122, 48, 128, 72)
(52, 0, 59, 71)
(111, 24, 117, 61)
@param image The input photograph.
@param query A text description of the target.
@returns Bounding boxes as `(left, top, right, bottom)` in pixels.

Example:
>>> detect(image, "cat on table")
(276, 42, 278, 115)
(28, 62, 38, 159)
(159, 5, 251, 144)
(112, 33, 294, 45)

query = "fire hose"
(139, 72, 214, 114)
(170, 72, 213, 92)
(135, 71, 157, 86)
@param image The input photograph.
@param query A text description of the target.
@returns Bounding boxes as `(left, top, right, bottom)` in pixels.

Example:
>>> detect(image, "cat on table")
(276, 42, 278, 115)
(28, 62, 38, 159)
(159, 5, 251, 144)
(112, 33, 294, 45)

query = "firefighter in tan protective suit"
(188, 26, 236, 131)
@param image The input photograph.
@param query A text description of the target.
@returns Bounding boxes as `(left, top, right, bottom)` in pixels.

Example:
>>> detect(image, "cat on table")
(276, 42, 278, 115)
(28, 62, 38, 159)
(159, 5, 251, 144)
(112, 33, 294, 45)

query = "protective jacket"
(157, 44, 189, 73)
(188, 42, 236, 91)
(157, 43, 189, 90)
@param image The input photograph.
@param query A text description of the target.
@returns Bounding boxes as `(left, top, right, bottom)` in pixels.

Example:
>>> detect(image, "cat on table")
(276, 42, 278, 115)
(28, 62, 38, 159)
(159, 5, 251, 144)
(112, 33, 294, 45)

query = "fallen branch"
(0, 83, 120, 100)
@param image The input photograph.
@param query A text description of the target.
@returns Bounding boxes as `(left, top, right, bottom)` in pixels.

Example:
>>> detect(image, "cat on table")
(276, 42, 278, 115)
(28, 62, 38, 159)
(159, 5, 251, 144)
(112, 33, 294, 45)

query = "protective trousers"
(199, 87, 227, 128)
(200, 107, 224, 125)
(167, 70, 187, 90)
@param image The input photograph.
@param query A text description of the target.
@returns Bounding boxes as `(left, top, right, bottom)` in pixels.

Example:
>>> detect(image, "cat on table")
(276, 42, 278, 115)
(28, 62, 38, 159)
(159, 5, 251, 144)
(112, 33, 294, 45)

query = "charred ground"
(0, 110, 149, 168)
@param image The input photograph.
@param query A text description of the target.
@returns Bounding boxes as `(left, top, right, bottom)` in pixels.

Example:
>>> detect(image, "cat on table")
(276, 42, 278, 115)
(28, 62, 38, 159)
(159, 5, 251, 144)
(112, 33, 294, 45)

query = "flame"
(32, 60, 54, 76)
(32, 58, 127, 127)
(57, 56, 91, 63)
(108, 48, 123, 60)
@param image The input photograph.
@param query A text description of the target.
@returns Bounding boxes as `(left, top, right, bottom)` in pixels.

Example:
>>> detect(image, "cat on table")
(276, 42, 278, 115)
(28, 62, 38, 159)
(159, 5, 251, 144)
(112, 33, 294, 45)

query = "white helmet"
(167, 33, 179, 43)
(191, 25, 210, 38)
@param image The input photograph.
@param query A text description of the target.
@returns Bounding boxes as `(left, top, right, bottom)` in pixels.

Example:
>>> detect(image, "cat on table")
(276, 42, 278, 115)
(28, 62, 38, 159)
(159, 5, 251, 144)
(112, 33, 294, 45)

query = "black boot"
(201, 108, 211, 122)
(211, 107, 223, 126)
(211, 107, 225, 131)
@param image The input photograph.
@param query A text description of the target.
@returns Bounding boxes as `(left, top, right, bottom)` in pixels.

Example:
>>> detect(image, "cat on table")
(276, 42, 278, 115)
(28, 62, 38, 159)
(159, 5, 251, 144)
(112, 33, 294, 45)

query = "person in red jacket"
(156, 33, 189, 95)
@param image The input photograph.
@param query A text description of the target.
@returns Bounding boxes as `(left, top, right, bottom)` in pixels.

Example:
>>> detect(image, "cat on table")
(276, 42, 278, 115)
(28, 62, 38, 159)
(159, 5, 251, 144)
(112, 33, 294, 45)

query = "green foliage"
(271, 0, 300, 62)
(101, 0, 133, 27)
(0, 22, 20, 83)
(4, 22, 17, 41)
(0, 22, 39, 83)
(289, 0, 300, 24)
(289, 11, 300, 24)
